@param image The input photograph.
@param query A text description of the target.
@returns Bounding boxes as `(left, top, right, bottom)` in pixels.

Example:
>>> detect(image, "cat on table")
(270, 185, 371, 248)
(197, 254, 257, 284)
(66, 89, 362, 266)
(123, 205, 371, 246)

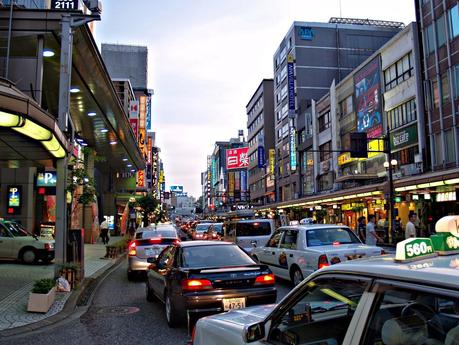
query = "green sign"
(390, 124, 418, 150)
(395, 238, 436, 262)
(431, 232, 459, 255)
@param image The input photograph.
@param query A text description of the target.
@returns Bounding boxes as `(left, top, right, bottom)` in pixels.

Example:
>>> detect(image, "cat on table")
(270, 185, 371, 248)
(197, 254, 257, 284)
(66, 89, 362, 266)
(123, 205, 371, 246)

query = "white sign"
(129, 100, 139, 119)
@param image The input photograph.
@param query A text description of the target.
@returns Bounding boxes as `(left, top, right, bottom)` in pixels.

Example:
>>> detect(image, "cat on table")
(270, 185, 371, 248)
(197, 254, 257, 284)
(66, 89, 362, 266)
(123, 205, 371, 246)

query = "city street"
(0, 260, 291, 345)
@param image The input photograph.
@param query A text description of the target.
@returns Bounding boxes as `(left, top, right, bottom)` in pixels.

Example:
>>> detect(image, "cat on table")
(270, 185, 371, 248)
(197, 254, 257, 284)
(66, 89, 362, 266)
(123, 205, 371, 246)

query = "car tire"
(290, 266, 304, 287)
(165, 293, 180, 328)
(146, 281, 155, 302)
(21, 248, 37, 264)
(127, 271, 136, 281)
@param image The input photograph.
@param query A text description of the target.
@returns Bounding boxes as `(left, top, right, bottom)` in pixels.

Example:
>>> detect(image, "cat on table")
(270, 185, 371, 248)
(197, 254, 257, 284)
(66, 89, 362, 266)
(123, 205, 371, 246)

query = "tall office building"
(273, 18, 404, 202)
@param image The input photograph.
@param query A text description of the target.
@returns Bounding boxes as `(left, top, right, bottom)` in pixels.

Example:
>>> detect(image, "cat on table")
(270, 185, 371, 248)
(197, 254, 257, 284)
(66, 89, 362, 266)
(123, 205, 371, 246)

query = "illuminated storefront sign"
(226, 147, 249, 170)
(290, 127, 297, 171)
(436, 192, 456, 202)
(390, 124, 418, 150)
(36, 172, 57, 187)
(367, 139, 384, 158)
(137, 170, 145, 188)
(269, 149, 275, 177)
(287, 55, 295, 116)
(7, 185, 21, 214)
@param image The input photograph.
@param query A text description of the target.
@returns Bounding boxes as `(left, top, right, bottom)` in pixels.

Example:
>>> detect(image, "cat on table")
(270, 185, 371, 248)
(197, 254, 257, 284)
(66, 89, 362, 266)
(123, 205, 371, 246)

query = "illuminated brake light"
(332, 241, 340, 246)
(128, 241, 137, 256)
(149, 238, 162, 244)
(318, 254, 329, 269)
(181, 279, 213, 291)
(44, 243, 54, 251)
(255, 273, 275, 285)
(381, 249, 386, 255)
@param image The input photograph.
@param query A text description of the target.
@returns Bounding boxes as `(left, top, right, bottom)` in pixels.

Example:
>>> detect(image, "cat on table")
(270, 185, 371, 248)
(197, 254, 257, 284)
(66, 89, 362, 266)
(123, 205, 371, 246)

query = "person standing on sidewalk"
(100, 216, 110, 245)
(366, 215, 382, 245)
(405, 212, 417, 239)
(357, 216, 366, 243)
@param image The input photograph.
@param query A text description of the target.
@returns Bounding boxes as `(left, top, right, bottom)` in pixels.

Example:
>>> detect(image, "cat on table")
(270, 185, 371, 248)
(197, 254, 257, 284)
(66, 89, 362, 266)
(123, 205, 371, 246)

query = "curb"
(0, 253, 126, 338)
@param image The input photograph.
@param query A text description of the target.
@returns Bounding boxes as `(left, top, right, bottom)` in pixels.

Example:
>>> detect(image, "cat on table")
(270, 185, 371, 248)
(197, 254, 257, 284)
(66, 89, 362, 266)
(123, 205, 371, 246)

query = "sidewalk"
(0, 236, 124, 331)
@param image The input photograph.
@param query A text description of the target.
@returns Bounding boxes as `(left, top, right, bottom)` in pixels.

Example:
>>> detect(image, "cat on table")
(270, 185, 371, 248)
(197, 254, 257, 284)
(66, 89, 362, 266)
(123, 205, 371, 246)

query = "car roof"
(234, 219, 272, 223)
(179, 240, 235, 247)
(318, 253, 459, 290)
(280, 224, 351, 231)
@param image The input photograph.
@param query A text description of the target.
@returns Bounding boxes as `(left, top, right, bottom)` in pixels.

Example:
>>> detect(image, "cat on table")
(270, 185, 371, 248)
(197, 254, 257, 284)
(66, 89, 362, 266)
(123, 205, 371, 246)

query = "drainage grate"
(76, 278, 98, 306)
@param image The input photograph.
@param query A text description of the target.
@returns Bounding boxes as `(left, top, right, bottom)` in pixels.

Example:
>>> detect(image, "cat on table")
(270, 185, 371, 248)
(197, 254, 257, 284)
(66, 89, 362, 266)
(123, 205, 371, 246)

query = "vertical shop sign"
(129, 100, 139, 119)
(146, 94, 152, 131)
(212, 159, 218, 186)
(129, 118, 138, 139)
(354, 56, 383, 139)
(290, 126, 297, 170)
(269, 149, 275, 178)
(7, 185, 21, 214)
(257, 146, 265, 168)
(240, 170, 247, 201)
(137, 170, 145, 188)
(147, 135, 153, 164)
(228, 172, 235, 199)
(287, 54, 295, 117)
(139, 96, 147, 129)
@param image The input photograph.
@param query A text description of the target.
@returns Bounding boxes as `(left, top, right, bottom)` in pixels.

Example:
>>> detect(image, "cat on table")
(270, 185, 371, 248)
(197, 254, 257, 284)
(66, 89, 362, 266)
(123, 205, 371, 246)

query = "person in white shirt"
(366, 215, 382, 245)
(100, 216, 110, 245)
(405, 213, 417, 239)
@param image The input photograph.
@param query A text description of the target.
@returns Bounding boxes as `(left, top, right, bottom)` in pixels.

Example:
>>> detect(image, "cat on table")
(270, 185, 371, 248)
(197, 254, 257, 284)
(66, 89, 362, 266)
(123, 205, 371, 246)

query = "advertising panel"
(146, 94, 152, 131)
(228, 172, 235, 198)
(287, 55, 295, 116)
(269, 149, 275, 177)
(137, 170, 145, 188)
(7, 185, 21, 214)
(170, 185, 184, 193)
(226, 147, 249, 170)
(129, 100, 139, 119)
(36, 172, 57, 187)
(139, 96, 147, 129)
(240, 170, 247, 201)
(212, 159, 218, 186)
(290, 126, 297, 170)
(138, 128, 146, 158)
(129, 119, 138, 139)
(354, 57, 383, 139)
(298, 26, 314, 40)
(257, 146, 265, 168)
(390, 124, 418, 151)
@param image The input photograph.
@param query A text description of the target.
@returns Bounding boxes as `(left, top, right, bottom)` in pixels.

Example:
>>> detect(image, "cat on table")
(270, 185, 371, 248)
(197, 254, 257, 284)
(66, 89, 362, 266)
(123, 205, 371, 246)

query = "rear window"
(236, 222, 271, 237)
(196, 224, 211, 232)
(136, 230, 177, 239)
(181, 244, 255, 268)
(306, 228, 360, 247)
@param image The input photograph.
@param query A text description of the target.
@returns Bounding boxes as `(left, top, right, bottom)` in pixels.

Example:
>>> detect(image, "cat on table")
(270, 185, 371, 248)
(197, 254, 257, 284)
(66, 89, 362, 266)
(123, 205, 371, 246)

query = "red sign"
(137, 170, 145, 188)
(129, 118, 138, 138)
(226, 147, 249, 170)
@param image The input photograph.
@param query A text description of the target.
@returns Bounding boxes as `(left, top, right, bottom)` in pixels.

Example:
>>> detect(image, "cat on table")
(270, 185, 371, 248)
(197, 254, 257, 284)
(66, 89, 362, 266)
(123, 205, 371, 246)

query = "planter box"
(27, 287, 56, 313)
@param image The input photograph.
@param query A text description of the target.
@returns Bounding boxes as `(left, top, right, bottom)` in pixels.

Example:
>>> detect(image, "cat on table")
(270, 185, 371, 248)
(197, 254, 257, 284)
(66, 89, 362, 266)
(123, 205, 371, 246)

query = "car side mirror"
(251, 240, 257, 248)
(243, 322, 265, 343)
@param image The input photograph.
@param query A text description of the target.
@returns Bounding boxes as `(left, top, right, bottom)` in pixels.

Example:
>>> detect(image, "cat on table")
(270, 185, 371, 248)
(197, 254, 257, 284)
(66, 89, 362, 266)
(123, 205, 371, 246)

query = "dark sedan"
(145, 241, 277, 327)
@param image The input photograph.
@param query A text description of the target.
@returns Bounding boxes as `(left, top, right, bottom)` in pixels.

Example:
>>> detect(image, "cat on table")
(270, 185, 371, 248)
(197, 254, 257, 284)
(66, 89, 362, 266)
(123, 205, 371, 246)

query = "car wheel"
(291, 267, 304, 287)
(146, 281, 155, 302)
(21, 248, 37, 264)
(165, 293, 179, 328)
(127, 271, 136, 281)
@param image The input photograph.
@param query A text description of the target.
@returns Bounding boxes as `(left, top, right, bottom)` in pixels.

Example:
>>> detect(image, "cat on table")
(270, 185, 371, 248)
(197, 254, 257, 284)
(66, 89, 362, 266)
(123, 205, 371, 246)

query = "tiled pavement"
(0, 237, 124, 331)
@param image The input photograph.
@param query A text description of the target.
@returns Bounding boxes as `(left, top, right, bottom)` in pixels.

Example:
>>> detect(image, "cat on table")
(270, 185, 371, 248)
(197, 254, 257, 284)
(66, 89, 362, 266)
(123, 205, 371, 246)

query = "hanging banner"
(228, 172, 235, 198)
(138, 128, 146, 157)
(137, 170, 145, 188)
(139, 95, 147, 129)
(240, 170, 247, 201)
(129, 100, 139, 119)
(257, 146, 265, 168)
(287, 54, 295, 117)
(269, 149, 275, 177)
(290, 126, 297, 171)
(146, 94, 152, 131)
(226, 147, 249, 170)
(354, 56, 383, 139)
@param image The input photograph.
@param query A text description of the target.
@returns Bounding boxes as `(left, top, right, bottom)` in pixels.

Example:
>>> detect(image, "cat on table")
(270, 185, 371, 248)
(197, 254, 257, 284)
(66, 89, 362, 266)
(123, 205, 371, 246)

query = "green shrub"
(31, 278, 55, 294)
(107, 236, 129, 251)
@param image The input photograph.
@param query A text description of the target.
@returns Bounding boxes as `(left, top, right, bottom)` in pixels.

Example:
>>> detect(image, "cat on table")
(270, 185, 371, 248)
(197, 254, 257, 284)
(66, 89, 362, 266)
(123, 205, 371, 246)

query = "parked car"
(252, 224, 384, 285)
(127, 224, 179, 280)
(191, 216, 459, 345)
(145, 240, 277, 327)
(0, 219, 54, 264)
(224, 219, 275, 255)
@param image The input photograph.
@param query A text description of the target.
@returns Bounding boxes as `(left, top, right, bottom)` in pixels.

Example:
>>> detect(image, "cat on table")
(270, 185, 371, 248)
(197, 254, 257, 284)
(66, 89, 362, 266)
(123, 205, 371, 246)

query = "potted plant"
(27, 278, 56, 313)
(58, 263, 81, 289)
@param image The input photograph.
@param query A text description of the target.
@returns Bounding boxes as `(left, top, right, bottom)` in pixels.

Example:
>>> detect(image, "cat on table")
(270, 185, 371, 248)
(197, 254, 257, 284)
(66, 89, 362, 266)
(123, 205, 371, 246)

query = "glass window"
(266, 229, 282, 248)
(236, 221, 272, 237)
(279, 230, 298, 249)
(384, 52, 413, 91)
(426, 24, 435, 53)
(445, 129, 456, 163)
(441, 73, 450, 103)
(319, 142, 331, 161)
(268, 277, 370, 345)
(181, 244, 254, 268)
(449, 4, 459, 39)
(306, 228, 360, 247)
(436, 14, 447, 47)
(157, 246, 176, 268)
(361, 285, 459, 345)
(318, 111, 330, 132)
(435, 132, 443, 165)
(433, 80, 440, 108)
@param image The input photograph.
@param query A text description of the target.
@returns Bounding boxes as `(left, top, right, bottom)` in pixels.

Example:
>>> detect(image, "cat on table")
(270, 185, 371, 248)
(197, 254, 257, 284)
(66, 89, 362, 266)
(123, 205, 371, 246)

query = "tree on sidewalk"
(136, 194, 163, 226)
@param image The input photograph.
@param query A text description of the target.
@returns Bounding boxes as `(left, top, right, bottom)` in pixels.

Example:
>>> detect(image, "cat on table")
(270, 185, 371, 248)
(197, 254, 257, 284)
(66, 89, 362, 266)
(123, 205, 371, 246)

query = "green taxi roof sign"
(395, 238, 437, 262)
(435, 216, 459, 236)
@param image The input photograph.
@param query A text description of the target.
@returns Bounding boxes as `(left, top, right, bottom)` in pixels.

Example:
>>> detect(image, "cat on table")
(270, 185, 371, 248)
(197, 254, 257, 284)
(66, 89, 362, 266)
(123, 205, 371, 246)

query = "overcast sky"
(95, 0, 416, 198)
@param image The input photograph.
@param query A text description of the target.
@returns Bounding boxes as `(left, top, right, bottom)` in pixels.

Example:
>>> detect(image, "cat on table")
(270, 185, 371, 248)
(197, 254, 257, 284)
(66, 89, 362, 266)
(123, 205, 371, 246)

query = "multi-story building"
(273, 18, 405, 202)
(246, 79, 275, 206)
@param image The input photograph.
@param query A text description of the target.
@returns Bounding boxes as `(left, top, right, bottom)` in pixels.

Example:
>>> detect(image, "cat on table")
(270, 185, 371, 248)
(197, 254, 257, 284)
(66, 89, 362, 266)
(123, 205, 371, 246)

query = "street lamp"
(383, 158, 398, 244)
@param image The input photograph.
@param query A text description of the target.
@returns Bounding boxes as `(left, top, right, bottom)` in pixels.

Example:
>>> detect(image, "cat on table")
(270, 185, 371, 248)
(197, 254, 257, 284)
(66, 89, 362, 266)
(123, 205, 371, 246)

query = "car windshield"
(3, 222, 29, 237)
(306, 228, 360, 246)
(212, 223, 223, 233)
(236, 222, 271, 236)
(196, 224, 211, 232)
(137, 230, 177, 239)
(181, 244, 255, 268)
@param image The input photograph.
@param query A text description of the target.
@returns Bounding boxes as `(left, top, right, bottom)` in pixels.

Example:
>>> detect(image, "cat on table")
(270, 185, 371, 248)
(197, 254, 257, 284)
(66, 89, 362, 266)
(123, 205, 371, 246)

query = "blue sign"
(299, 26, 314, 40)
(257, 146, 265, 168)
(288, 61, 295, 117)
(170, 185, 183, 193)
(290, 127, 297, 171)
(36, 172, 57, 187)
(146, 95, 152, 131)
(240, 170, 247, 201)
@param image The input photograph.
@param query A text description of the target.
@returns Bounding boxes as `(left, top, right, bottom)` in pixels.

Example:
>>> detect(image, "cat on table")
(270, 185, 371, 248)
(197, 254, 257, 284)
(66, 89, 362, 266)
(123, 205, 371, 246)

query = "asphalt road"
(1, 260, 292, 345)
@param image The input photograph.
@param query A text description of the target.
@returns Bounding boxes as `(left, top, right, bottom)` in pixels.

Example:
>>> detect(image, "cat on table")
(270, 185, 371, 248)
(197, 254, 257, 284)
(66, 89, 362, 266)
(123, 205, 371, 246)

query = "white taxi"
(251, 224, 383, 285)
(190, 216, 459, 345)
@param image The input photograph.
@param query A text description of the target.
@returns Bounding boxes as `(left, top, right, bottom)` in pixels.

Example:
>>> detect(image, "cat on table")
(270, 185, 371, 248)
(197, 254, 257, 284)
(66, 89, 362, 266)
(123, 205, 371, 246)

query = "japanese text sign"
(226, 147, 249, 170)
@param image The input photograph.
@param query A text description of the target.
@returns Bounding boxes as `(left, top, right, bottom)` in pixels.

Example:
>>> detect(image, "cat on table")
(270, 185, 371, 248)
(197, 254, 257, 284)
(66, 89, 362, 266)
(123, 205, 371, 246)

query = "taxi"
(190, 216, 459, 345)
(251, 224, 383, 285)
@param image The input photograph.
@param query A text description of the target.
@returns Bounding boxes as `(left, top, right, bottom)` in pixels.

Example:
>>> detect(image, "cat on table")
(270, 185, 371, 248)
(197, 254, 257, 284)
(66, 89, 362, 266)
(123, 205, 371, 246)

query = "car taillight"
(255, 273, 275, 285)
(149, 238, 162, 244)
(128, 241, 137, 256)
(44, 243, 53, 251)
(173, 239, 180, 245)
(181, 279, 213, 291)
(318, 254, 329, 269)
(381, 249, 386, 255)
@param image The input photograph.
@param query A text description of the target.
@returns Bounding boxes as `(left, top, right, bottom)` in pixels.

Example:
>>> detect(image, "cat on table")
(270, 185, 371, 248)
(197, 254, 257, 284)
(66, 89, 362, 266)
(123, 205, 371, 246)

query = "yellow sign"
(338, 152, 355, 166)
(307, 159, 314, 166)
(159, 170, 164, 183)
(287, 54, 294, 63)
(137, 170, 145, 188)
(269, 149, 275, 176)
(368, 139, 384, 158)
(139, 96, 147, 129)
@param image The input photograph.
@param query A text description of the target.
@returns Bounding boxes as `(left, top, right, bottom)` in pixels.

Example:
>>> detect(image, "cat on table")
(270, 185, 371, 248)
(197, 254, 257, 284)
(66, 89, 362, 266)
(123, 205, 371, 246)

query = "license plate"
(346, 254, 365, 260)
(145, 248, 158, 257)
(223, 297, 246, 311)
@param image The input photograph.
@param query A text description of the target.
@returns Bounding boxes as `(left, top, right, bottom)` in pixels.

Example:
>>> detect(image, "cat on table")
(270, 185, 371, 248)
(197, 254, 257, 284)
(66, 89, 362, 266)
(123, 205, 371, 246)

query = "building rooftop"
(328, 17, 405, 29)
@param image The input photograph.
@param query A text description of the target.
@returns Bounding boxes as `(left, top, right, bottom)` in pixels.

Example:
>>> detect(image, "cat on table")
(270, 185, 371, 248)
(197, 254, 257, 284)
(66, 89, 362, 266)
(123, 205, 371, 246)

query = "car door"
(256, 228, 283, 277)
(149, 246, 176, 299)
(277, 228, 299, 281)
(0, 223, 14, 258)
(265, 274, 372, 345)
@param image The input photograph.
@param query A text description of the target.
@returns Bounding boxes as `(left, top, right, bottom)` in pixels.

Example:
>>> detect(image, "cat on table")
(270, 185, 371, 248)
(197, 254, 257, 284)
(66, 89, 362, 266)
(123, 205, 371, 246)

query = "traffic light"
(350, 132, 368, 158)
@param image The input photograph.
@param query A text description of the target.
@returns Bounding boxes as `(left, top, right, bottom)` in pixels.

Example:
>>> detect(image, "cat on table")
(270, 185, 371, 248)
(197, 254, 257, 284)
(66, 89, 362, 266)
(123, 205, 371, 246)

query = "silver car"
(127, 224, 179, 280)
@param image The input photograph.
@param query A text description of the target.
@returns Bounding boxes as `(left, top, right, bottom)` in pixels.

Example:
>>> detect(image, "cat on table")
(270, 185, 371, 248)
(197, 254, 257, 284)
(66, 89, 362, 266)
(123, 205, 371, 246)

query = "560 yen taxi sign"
(395, 238, 436, 262)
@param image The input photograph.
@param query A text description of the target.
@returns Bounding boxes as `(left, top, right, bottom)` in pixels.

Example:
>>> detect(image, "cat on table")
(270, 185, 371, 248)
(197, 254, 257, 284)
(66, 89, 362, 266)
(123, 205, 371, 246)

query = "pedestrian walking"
(366, 214, 382, 245)
(100, 216, 110, 245)
(405, 212, 417, 239)
(357, 216, 366, 243)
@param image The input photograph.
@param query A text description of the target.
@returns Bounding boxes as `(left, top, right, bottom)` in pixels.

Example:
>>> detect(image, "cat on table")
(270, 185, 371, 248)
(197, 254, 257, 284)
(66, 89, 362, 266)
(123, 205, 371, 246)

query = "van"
(223, 219, 275, 255)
